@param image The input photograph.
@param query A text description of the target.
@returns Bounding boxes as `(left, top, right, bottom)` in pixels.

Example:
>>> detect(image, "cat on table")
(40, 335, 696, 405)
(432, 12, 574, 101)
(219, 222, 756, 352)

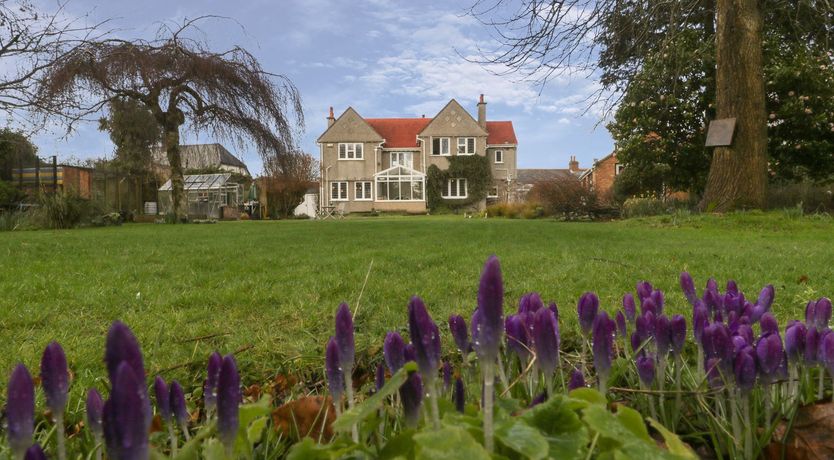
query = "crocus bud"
(705, 357, 723, 388)
(383, 332, 406, 374)
(650, 290, 665, 315)
(806, 300, 817, 327)
(549, 302, 559, 322)
(615, 310, 627, 338)
(204, 351, 222, 414)
(23, 444, 46, 460)
(655, 315, 672, 357)
(636, 354, 655, 387)
(525, 293, 544, 314)
(375, 363, 385, 392)
(335, 303, 355, 373)
(693, 302, 708, 344)
(533, 308, 560, 379)
(448, 315, 470, 354)
(577, 292, 599, 335)
(735, 324, 754, 346)
(86, 389, 104, 439)
(623, 293, 636, 321)
(822, 332, 834, 377)
(518, 293, 532, 314)
(400, 373, 423, 428)
(761, 313, 779, 336)
(734, 347, 757, 393)
(757, 285, 775, 311)
(703, 289, 721, 313)
(104, 362, 149, 460)
(40, 341, 69, 417)
(169, 381, 188, 429)
(505, 314, 530, 363)
(805, 327, 820, 365)
(476, 255, 504, 362)
(6, 364, 34, 458)
(726, 280, 738, 295)
(636, 311, 655, 343)
(592, 312, 615, 377)
(325, 337, 344, 401)
(217, 355, 240, 455)
(705, 278, 718, 294)
(630, 331, 642, 352)
(668, 315, 686, 356)
(153, 376, 171, 422)
(756, 333, 784, 378)
(636, 281, 653, 302)
(105, 321, 145, 387)
(442, 361, 452, 391)
(404, 343, 417, 363)
(529, 393, 547, 407)
(454, 378, 465, 413)
(568, 368, 585, 391)
(680, 272, 697, 306)
(816, 298, 832, 330)
(408, 296, 441, 379)
(732, 335, 749, 353)
(785, 322, 807, 362)
(470, 308, 482, 354)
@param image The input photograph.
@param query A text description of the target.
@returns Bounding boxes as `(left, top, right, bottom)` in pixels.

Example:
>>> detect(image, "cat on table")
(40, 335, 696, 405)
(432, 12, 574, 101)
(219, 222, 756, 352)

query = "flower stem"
(818, 366, 825, 401)
(658, 357, 667, 424)
(168, 423, 178, 457)
(743, 394, 753, 460)
(345, 370, 358, 442)
(55, 413, 66, 460)
(673, 354, 682, 431)
(730, 388, 742, 454)
(428, 378, 440, 430)
(483, 363, 495, 453)
(180, 421, 191, 441)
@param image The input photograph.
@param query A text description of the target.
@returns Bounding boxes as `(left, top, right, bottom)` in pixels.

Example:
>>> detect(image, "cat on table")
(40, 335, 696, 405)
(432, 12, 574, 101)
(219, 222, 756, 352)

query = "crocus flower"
(705, 278, 718, 294)
(217, 355, 240, 455)
(23, 444, 46, 460)
(169, 381, 188, 430)
(636, 354, 655, 387)
(505, 314, 530, 363)
(650, 290, 665, 315)
(523, 293, 544, 314)
(816, 298, 832, 330)
(204, 352, 222, 414)
(470, 308, 482, 354)
(325, 337, 344, 401)
(448, 315, 470, 354)
(726, 280, 738, 295)
(476, 255, 504, 362)
(154, 376, 171, 422)
(529, 393, 548, 407)
(383, 332, 406, 374)
(806, 300, 817, 326)
(592, 312, 615, 380)
(693, 302, 709, 344)
(622, 293, 636, 321)
(785, 322, 807, 362)
(705, 357, 723, 388)
(761, 313, 779, 336)
(757, 285, 775, 310)
(408, 296, 441, 379)
(533, 308, 560, 379)
(404, 343, 417, 363)
(442, 361, 452, 391)
(453, 377, 465, 413)
(40, 341, 69, 417)
(375, 363, 385, 392)
(680, 272, 697, 306)
(104, 362, 149, 460)
(655, 315, 672, 357)
(641, 297, 658, 317)
(636, 281, 653, 302)
(568, 368, 586, 391)
(577, 292, 599, 335)
(630, 331, 642, 352)
(86, 389, 104, 439)
(548, 302, 559, 322)
(734, 347, 757, 393)
(757, 333, 784, 378)
(6, 364, 34, 459)
(335, 303, 355, 374)
(615, 310, 627, 338)
(636, 311, 655, 344)
(822, 332, 834, 377)
(736, 324, 754, 346)
(670, 315, 687, 356)
(400, 373, 423, 428)
(104, 321, 145, 387)
(732, 336, 749, 354)
(805, 327, 820, 365)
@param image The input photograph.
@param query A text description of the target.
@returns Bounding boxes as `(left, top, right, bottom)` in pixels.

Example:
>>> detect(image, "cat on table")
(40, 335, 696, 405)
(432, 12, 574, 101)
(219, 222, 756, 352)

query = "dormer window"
(457, 137, 475, 155)
(338, 143, 363, 160)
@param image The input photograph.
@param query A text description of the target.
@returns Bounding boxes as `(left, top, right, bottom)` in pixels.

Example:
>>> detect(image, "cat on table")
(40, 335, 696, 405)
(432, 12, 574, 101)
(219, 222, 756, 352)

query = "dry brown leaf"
(271, 396, 335, 442)
(765, 402, 834, 459)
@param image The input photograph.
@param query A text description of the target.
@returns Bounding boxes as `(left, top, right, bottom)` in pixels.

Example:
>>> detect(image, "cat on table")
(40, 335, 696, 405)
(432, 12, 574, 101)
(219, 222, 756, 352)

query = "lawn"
(2, 212, 834, 415)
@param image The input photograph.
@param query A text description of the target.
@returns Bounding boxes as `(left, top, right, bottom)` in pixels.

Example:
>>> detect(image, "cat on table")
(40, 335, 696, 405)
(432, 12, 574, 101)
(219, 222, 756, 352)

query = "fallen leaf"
(271, 396, 335, 442)
(764, 401, 834, 459)
(798, 275, 810, 284)
(150, 414, 163, 434)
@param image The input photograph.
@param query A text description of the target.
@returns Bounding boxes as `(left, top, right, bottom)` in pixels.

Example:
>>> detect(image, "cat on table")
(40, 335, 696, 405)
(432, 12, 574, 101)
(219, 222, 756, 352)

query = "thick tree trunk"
(700, 0, 768, 211)
(163, 123, 185, 221)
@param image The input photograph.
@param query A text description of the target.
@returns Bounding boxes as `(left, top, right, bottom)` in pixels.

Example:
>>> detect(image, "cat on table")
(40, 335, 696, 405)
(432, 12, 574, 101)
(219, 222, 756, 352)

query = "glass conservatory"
(374, 165, 425, 202)
(158, 173, 242, 219)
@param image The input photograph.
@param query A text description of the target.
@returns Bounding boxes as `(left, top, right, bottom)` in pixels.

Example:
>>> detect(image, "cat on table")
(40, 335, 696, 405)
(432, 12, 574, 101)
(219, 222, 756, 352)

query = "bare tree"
(262, 151, 318, 218)
(37, 17, 303, 219)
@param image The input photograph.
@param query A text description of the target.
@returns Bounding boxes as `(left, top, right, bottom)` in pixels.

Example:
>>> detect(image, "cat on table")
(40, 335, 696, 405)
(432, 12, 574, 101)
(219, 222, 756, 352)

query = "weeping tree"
(37, 18, 303, 219)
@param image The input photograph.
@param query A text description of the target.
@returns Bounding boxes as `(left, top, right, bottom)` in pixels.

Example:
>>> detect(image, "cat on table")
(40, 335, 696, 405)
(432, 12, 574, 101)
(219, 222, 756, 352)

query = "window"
(615, 163, 625, 175)
(494, 150, 504, 164)
(443, 178, 468, 199)
(457, 137, 475, 155)
(338, 143, 364, 160)
(391, 152, 413, 168)
(487, 187, 499, 198)
(330, 181, 348, 201)
(355, 181, 372, 201)
(431, 137, 450, 156)
(375, 166, 425, 201)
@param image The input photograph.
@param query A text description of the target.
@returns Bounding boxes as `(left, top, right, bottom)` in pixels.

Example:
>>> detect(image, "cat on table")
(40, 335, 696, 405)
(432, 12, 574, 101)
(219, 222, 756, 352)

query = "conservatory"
(374, 165, 425, 202)
(158, 173, 242, 219)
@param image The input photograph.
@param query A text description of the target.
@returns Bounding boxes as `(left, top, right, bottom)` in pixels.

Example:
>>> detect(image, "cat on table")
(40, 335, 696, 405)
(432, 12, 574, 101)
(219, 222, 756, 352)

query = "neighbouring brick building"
(579, 152, 622, 200)
(514, 155, 586, 200)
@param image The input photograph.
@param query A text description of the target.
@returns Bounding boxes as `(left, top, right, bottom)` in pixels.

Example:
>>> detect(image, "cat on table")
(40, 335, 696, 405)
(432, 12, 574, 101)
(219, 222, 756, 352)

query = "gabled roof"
(486, 121, 518, 145)
(516, 169, 576, 185)
(365, 118, 432, 148)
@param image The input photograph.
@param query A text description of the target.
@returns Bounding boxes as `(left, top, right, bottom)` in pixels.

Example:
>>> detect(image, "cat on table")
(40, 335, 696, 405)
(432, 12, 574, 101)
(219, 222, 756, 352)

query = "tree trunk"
(700, 0, 768, 211)
(163, 123, 185, 221)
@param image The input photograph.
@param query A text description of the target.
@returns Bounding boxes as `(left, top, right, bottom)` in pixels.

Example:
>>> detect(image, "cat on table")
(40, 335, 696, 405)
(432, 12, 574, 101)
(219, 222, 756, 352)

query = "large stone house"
(151, 143, 251, 179)
(317, 95, 518, 214)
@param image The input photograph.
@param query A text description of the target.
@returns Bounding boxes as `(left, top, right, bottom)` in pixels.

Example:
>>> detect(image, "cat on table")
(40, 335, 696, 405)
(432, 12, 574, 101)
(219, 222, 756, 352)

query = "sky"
(28, 0, 614, 175)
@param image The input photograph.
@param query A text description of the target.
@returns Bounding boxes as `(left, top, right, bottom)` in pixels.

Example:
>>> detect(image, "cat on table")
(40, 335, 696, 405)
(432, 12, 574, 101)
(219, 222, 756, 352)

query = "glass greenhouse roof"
(159, 173, 233, 191)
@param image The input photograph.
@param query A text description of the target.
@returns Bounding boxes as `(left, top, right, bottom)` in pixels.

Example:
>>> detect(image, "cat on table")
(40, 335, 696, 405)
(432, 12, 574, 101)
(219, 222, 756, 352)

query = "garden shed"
(158, 173, 242, 219)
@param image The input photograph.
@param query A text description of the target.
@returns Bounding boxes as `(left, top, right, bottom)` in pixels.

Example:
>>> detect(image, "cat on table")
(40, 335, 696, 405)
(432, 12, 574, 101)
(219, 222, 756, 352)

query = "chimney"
(477, 94, 486, 129)
(569, 155, 579, 172)
(327, 106, 335, 127)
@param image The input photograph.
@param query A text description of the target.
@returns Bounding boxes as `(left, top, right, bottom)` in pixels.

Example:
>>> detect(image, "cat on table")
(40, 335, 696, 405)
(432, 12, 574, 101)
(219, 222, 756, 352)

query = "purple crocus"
(217, 354, 240, 455)
(40, 341, 69, 417)
(375, 363, 385, 392)
(104, 362, 149, 460)
(670, 315, 687, 356)
(822, 332, 834, 377)
(442, 361, 452, 391)
(623, 293, 637, 321)
(630, 331, 642, 352)
(454, 377, 465, 413)
(726, 280, 739, 295)
(693, 302, 709, 344)
(655, 315, 672, 357)
(816, 298, 832, 330)
(325, 337, 344, 402)
(383, 332, 406, 374)
(760, 313, 779, 336)
(636, 281, 653, 302)
(505, 314, 530, 363)
(6, 364, 34, 458)
(400, 373, 423, 428)
(577, 292, 600, 335)
(532, 308, 560, 380)
(408, 296, 441, 379)
(476, 255, 504, 362)
(335, 303, 355, 374)
(785, 322, 807, 362)
(104, 321, 145, 387)
(548, 302, 559, 322)
(154, 376, 171, 422)
(169, 381, 189, 430)
(680, 272, 698, 306)
(757, 285, 775, 310)
(756, 333, 784, 378)
(636, 311, 655, 344)
(448, 315, 470, 354)
(734, 347, 757, 393)
(568, 368, 586, 391)
(636, 354, 655, 387)
(204, 352, 222, 414)
(805, 327, 820, 365)
(86, 389, 104, 439)
(592, 312, 615, 388)
(23, 444, 46, 460)
(615, 310, 627, 338)
(404, 343, 417, 363)
(650, 290, 665, 315)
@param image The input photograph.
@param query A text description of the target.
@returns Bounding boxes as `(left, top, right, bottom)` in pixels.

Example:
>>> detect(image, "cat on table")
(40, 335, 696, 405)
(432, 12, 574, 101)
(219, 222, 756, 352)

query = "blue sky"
(30, 0, 614, 174)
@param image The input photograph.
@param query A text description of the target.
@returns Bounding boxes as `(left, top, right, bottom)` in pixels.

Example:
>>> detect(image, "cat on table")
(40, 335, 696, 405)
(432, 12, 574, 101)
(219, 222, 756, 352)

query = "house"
(152, 143, 251, 178)
(579, 152, 622, 200)
(515, 156, 586, 200)
(316, 95, 518, 214)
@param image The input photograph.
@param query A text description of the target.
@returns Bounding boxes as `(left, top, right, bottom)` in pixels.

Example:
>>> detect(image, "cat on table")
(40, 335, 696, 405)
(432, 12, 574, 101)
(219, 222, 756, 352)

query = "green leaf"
(495, 419, 549, 459)
(286, 438, 331, 460)
(333, 362, 417, 432)
(615, 406, 652, 443)
(647, 418, 697, 459)
(413, 426, 490, 460)
(201, 438, 226, 460)
(582, 406, 683, 459)
(378, 429, 417, 460)
(568, 387, 608, 406)
(520, 395, 588, 459)
(247, 416, 268, 445)
(172, 421, 217, 460)
(233, 396, 273, 456)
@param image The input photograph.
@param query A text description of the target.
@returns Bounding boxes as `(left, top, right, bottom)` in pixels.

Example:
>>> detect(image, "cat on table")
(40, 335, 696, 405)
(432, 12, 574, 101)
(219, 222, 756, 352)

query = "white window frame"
(487, 186, 499, 198)
(374, 166, 426, 202)
(354, 181, 372, 201)
(431, 137, 450, 156)
(442, 178, 468, 199)
(615, 163, 625, 175)
(330, 181, 348, 201)
(338, 143, 364, 160)
(457, 137, 475, 155)
(390, 152, 414, 168)
(494, 150, 504, 164)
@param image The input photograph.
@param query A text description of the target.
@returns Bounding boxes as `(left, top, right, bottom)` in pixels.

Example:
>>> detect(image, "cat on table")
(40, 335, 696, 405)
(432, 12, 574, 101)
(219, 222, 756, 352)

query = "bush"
(767, 182, 834, 213)
(529, 178, 609, 220)
(621, 196, 694, 218)
(485, 201, 543, 219)
(39, 192, 97, 229)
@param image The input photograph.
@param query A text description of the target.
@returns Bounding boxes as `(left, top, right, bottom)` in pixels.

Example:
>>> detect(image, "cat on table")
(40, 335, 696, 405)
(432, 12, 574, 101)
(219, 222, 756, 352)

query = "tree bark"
(162, 122, 185, 221)
(700, 0, 768, 211)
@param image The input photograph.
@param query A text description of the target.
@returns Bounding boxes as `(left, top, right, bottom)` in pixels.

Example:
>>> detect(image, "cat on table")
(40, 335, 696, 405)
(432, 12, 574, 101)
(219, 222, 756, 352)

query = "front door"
(391, 152, 413, 169)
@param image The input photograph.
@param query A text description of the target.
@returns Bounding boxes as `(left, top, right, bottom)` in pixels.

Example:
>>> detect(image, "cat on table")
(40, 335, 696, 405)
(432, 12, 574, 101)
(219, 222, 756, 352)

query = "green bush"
(766, 182, 834, 213)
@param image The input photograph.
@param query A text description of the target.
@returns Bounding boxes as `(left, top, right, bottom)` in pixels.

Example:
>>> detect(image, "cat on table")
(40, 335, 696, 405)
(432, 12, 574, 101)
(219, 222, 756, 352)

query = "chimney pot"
(327, 106, 335, 127)
(477, 94, 486, 128)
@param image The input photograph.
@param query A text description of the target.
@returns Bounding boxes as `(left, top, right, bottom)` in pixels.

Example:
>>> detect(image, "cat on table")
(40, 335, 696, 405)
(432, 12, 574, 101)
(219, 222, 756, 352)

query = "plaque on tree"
(705, 118, 736, 147)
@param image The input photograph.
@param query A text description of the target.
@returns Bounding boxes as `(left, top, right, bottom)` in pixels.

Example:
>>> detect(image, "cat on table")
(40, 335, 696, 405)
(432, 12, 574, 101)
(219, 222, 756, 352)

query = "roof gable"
(318, 107, 384, 143)
(486, 121, 518, 145)
(419, 99, 487, 137)
(365, 118, 432, 148)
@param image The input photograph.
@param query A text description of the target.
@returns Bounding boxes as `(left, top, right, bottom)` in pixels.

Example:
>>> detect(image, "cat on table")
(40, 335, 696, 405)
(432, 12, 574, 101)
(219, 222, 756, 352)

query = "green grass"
(2, 211, 834, 417)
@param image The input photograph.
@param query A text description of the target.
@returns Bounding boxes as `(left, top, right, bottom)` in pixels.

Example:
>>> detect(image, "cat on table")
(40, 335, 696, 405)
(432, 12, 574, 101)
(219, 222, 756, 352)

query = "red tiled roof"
(486, 121, 518, 145)
(365, 118, 432, 148)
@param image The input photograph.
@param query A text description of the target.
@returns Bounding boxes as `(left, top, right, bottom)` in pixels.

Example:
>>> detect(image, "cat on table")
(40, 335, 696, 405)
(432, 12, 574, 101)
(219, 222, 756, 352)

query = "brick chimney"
(327, 106, 335, 127)
(477, 94, 486, 129)
(569, 155, 579, 172)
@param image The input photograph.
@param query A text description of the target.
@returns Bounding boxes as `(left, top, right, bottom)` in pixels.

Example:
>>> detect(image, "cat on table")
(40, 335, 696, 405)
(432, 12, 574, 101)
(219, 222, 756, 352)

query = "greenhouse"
(158, 173, 242, 219)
